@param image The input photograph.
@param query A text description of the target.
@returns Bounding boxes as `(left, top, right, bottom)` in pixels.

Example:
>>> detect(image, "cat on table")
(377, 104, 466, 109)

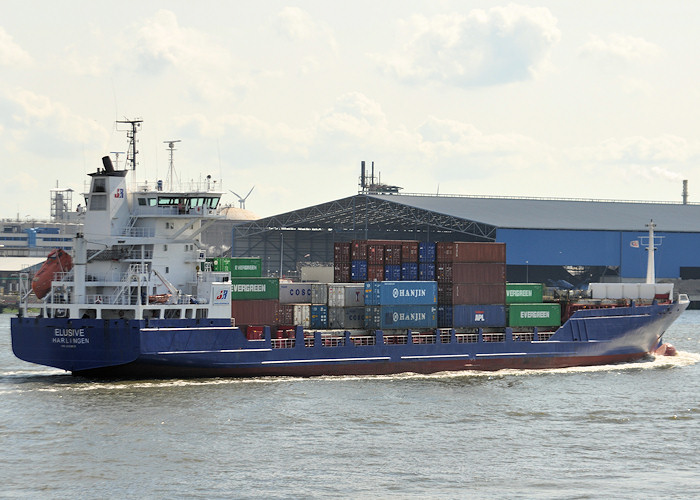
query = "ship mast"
(646, 220, 656, 284)
(116, 119, 142, 171)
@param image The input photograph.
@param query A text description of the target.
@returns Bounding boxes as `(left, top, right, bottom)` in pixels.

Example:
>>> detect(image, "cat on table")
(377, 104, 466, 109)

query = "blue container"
(310, 304, 328, 329)
(401, 262, 418, 281)
(364, 281, 437, 306)
(351, 260, 367, 282)
(384, 264, 401, 281)
(419, 263, 435, 281)
(439, 304, 506, 328)
(365, 305, 438, 330)
(419, 242, 436, 263)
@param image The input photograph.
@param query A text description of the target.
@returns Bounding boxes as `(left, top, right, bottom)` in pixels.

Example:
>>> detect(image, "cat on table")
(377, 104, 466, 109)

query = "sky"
(1, 1, 699, 220)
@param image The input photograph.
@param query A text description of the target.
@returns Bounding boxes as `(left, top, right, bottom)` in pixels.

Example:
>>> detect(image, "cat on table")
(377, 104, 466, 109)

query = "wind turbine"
(230, 186, 255, 209)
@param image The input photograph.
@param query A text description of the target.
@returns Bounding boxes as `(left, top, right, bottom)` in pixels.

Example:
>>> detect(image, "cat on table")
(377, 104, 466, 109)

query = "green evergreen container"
(506, 283, 543, 304)
(208, 257, 231, 273)
(508, 303, 560, 327)
(231, 277, 279, 300)
(230, 257, 262, 277)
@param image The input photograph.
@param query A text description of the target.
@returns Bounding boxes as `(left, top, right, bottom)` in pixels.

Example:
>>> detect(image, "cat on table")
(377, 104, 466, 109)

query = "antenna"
(116, 119, 142, 170)
(230, 186, 255, 209)
(164, 140, 181, 190)
(110, 151, 125, 170)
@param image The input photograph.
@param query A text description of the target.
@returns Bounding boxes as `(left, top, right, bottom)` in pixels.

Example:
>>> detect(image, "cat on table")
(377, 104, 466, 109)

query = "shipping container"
(328, 306, 365, 329)
(208, 257, 231, 273)
(364, 305, 438, 330)
(436, 262, 506, 284)
(508, 303, 561, 327)
(334, 262, 350, 283)
(367, 244, 385, 265)
(438, 304, 506, 328)
(419, 262, 435, 281)
(506, 283, 544, 304)
(279, 283, 313, 304)
(351, 260, 368, 282)
(230, 257, 262, 277)
(231, 299, 279, 326)
(231, 277, 279, 300)
(419, 242, 436, 263)
(367, 264, 384, 281)
(401, 262, 418, 281)
(384, 264, 402, 281)
(245, 326, 264, 340)
(439, 283, 506, 305)
(310, 304, 328, 329)
(436, 242, 506, 263)
(311, 283, 328, 305)
(401, 241, 419, 262)
(278, 303, 311, 328)
(364, 281, 438, 306)
(384, 244, 403, 265)
(277, 303, 294, 324)
(328, 283, 365, 307)
(333, 242, 351, 262)
(351, 240, 368, 260)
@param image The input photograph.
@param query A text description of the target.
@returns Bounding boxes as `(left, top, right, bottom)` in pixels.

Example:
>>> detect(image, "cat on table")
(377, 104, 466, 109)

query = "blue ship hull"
(11, 300, 687, 378)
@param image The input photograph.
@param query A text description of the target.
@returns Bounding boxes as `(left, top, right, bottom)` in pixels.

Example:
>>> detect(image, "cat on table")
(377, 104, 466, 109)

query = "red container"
(367, 244, 385, 265)
(401, 241, 419, 262)
(384, 244, 402, 265)
(367, 264, 385, 281)
(277, 303, 295, 325)
(334, 242, 351, 262)
(351, 240, 368, 260)
(231, 299, 280, 326)
(439, 283, 506, 305)
(334, 262, 351, 283)
(436, 242, 506, 263)
(436, 263, 505, 284)
(246, 326, 264, 340)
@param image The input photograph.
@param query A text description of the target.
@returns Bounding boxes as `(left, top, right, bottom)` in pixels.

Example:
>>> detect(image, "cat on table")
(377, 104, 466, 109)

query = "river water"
(1, 312, 698, 499)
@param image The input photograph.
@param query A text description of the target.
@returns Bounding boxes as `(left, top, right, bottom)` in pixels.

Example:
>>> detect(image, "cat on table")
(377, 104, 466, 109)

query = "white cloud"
(375, 3, 561, 87)
(276, 6, 337, 53)
(0, 27, 33, 66)
(578, 33, 662, 67)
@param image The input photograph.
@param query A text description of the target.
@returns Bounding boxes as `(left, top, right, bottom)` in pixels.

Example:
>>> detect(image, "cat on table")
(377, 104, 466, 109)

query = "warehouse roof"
(371, 194, 700, 232)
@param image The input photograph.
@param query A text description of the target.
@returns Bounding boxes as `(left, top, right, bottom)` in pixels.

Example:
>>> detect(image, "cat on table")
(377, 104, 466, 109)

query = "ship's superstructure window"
(90, 194, 106, 210)
(138, 198, 147, 206)
(92, 178, 106, 193)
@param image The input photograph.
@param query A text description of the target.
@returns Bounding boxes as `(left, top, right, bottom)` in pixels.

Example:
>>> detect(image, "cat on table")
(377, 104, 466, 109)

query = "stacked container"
(505, 283, 561, 328)
(333, 242, 351, 283)
(327, 283, 365, 328)
(338, 239, 421, 283)
(364, 281, 438, 330)
(230, 277, 280, 327)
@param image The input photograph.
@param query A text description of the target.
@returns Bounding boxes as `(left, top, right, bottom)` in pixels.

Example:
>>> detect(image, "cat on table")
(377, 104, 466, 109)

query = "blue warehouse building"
(231, 192, 700, 287)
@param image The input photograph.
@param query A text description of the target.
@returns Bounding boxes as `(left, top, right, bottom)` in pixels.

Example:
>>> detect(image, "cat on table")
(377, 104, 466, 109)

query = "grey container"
(311, 283, 329, 305)
(328, 306, 366, 329)
(328, 283, 365, 307)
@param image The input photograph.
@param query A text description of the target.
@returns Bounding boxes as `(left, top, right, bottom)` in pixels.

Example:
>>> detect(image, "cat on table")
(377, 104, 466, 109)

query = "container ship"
(10, 124, 689, 378)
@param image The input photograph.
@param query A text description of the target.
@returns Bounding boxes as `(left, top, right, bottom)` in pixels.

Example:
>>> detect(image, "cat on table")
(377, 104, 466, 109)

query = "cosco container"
(436, 262, 506, 284)
(230, 257, 262, 277)
(401, 262, 418, 281)
(419, 262, 435, 281)
(364, 281, 438, 306)
(311, 283, 328, 304)
(328, 306, 365, 329)
(364, 305, 437, 330)
(231, 277, 279, 300)
(351, 260, 367, 282)
(438, 304, 506, 328)
(279, 283, 313, 304)
(384, 264, 401, 281)
(436, 242, 506, 263)
(310, 304, 328, 329)
(419, 242, 436, 263)
(328, 283, 365, 307)
(508, 303, 561, 327)
(506, 283, 544, 304)
(231, 299, 279, 326)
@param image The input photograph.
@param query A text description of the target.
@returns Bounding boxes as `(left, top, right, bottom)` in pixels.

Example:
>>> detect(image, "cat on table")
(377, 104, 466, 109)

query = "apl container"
(351, 260, 368, 282)
(438, 304, 507, 328)
(310, 304, 328, 329)
(230, 257, 262, 277)
(328, 306, 365, 329)
(364, 281, 438, 306)
(508, 303, 561, 327)
(364, 305, 437, 330)
(231, 277, 279, 300)
(279, 283, 313, 304)
(328, 283, 365, 307)
(401, 262, 418, 281)
(506, 283, 544, 304)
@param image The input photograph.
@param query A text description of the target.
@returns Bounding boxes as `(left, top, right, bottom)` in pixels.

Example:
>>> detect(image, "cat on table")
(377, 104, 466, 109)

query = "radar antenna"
(230, 186, 255, 209)
(116, 119, 142, 170)
(164, 140, 181, 190)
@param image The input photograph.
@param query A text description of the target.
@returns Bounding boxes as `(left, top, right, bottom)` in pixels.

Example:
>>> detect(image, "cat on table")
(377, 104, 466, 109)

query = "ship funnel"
(102, 156, 115, 173)
(683, 179, 688, 205)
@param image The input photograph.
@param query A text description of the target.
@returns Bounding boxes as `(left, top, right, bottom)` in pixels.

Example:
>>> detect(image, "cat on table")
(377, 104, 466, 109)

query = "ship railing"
(513, 332, 535, 342)
(86, 293, 142, 306)
(412, 333, 437, 344)
(350, 335, 376, 346)
(121, 226, 156, 238)
(321, 334, 346, 347)
(483, 333, 505, 343)
(384, 334, 408, 345)
(456, 333, 479, 343)
(439, 330, 452, 343)
(271, 338, 295, 349)
(537, 332, 555, 341)
(125, 250, 154, 260)
(304, 337, 315, 348)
